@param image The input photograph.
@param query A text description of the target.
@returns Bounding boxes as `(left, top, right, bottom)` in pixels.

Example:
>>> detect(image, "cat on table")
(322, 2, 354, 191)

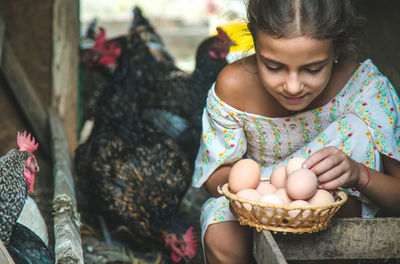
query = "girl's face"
(255, 31, 336, 112)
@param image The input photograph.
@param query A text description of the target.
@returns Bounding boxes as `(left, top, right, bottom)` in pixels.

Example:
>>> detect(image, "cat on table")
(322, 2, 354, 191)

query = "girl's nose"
(283, 76, 304, 96)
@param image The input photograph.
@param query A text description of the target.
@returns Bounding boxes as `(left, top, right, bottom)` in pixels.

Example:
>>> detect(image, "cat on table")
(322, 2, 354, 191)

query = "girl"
(192, 0, 400, 263)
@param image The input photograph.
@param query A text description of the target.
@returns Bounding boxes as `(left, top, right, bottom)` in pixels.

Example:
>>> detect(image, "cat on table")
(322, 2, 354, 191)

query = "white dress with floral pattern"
(192, 59, 400, 241)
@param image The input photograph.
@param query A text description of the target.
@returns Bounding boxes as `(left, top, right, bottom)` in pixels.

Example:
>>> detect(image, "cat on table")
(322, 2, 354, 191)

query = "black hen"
(130, 6, 174, 63)
(129, 27, 234, 162)
(74, 45, 197, 262)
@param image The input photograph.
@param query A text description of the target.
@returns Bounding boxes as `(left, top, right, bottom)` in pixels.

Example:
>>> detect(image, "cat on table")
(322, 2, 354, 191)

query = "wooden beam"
(253, 229, 288, 264)
(254, 217, 400, 261)
(49, 107, 84, 264)
(0, 14, 4, 67)
(0, 35, 50, 156)
(0, 241, 15, 264)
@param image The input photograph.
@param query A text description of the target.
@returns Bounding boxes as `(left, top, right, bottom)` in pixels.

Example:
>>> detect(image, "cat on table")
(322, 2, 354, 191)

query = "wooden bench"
(253, 217, 400, 263)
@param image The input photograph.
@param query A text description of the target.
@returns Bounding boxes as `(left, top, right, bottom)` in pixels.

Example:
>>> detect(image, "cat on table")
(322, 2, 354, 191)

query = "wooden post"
(49, 107, 84, 264)
(253, 230, 287, 264)
(0, 241, 15, 264)
(0, 13, 4, 67)
(254, 217, 400, 261)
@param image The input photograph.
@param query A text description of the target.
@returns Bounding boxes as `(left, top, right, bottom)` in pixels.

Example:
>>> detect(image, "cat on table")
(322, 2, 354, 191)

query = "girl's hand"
(302, 146, 365, 190)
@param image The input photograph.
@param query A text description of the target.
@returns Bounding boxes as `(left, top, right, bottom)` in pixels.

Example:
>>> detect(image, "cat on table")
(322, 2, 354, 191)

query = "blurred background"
(80, 0, 250, 71)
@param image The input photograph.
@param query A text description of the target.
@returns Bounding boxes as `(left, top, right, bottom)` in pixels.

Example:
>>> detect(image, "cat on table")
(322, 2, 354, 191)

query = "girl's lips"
(284, 95, 305, 104)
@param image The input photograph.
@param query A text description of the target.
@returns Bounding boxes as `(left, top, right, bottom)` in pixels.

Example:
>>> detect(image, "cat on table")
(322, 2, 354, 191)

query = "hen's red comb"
(17, 131, 38, 153)
(183, 226, 197, 259)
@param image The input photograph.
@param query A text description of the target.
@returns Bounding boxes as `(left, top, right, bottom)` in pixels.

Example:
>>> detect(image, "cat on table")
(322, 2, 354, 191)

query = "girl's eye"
(305, 67, 323, 74)
(266, 65, 282, 72)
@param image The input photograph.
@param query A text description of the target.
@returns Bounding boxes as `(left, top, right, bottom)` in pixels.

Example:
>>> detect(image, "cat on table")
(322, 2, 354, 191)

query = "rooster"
(0, 131, 54, 263)
(0, 131, 39, 245)
(74, 47, 197, 262)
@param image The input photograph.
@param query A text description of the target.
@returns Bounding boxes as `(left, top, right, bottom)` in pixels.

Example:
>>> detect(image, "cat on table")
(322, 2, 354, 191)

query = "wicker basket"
(218, 183, 348, 234)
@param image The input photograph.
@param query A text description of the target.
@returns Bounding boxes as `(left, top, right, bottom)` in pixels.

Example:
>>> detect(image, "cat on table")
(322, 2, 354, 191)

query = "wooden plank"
(0, 38, 50, 156)
(0, 13, 4, 67)
(254, 217, 400, 260)
(0, 241, 15, 264)
(49, 107, 84, 264)
(253, 229, 288, 264)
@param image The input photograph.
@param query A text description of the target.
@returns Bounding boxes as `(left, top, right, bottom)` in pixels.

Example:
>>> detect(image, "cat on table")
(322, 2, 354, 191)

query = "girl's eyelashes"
(305, 67, 323, 74)
(265, 65, 282, 72)
(264, 64, 324, 73)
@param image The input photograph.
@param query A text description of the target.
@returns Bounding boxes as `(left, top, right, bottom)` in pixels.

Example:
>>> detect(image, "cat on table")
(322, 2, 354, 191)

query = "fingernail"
(318, 185, 323, 189)
(302, 164, 307, 169)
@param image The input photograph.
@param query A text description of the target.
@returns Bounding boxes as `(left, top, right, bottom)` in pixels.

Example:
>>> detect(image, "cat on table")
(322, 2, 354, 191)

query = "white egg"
(258, 193, 285, 216)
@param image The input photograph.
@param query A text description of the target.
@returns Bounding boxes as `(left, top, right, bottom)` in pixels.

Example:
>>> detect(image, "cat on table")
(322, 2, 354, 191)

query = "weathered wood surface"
(0, 13, 49, 156)
(49, 107, 84, 264)
(0, 14, 4, 67)
(52, 0, 79, 156)
(0, 241, 15, 264)
(254, 217, 400, 261)
(253, 230, 287, 264)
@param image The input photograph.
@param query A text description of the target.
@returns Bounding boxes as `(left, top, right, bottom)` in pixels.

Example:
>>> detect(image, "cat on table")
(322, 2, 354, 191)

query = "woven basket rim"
(218, 183, 348, 210)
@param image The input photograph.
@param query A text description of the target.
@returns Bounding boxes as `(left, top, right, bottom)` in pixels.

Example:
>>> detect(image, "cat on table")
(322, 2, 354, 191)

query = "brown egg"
(307, 189, 335, 217)
(274, 188, 293, 204)
(307, 189, 335, 205)
(286, 168, 318, 200)
(288, 200, 311, 219)
(228, 159, 261, 194)
(236, 189, 262, 211)
(270, 166, 287, 189)
(256, 182, 277, 195)
(286, 157, 306, 176)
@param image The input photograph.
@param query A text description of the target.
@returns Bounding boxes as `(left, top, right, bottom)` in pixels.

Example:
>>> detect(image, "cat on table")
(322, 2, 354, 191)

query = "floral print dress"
(192, 59, 400, 242)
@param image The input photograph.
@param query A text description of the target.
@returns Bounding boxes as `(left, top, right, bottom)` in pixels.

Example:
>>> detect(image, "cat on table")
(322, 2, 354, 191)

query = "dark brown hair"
(246, 0, 364, 60)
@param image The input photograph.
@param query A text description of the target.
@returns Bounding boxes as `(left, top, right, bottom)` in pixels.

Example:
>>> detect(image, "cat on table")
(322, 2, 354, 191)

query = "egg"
(258, 193, 285, 216)
(288, 200, 311, 219)
(256, 181, 276, 194)
(307, 189, 335, 216)
(286, 168, 318, 200)
(307, 189, 335, 205)
(270, 166, 287, 188)
(236, 188, 262, 211)
(228, 159, 261, 193)
(274, 188, 293, 204)
(286, 157, 306, 175)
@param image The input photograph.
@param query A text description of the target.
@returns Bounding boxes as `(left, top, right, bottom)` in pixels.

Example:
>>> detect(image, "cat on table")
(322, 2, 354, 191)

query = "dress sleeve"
(192, 87, 247, 189)
(350, 72, 400, 163)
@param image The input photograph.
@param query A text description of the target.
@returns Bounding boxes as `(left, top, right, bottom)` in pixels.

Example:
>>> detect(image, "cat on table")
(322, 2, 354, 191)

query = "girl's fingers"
(306, 152, 343, 176)
(319, 175, 347, 190)
(316, 161, 348, 183)
(303, 146, 338, 170)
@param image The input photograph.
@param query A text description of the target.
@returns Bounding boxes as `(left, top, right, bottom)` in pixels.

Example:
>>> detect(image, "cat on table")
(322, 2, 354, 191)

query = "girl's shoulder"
(214, 55, 261, 112)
